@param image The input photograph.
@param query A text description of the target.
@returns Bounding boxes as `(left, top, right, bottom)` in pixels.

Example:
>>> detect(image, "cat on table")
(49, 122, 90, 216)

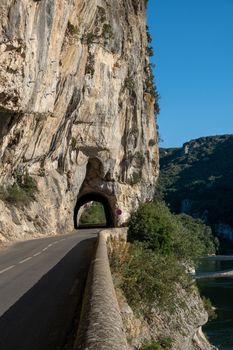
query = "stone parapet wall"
(74, 228, 128, 350)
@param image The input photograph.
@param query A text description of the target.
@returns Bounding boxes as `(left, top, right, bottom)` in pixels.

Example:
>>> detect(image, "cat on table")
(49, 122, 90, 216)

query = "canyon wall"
(119, 285, 218, 350)
(0, 0, 159, 241)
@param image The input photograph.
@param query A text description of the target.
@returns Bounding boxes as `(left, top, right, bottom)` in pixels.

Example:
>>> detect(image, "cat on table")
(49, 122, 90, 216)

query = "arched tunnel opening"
(74, 192, 115, 229)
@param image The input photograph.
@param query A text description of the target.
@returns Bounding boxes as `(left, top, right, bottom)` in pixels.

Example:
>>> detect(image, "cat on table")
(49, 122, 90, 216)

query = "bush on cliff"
(128, 201, 176, 254)
(111, 201, 216, 312)
(141, 336, 173, 350)
(109, 201, 216, 345)
(108, 238, 189, 315)
(0, 173, 38, 206)
(128, 201, 215, 264)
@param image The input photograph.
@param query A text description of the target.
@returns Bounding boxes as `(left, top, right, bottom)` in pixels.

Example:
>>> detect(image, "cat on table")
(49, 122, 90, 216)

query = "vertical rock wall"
(0, 0, 159, 241)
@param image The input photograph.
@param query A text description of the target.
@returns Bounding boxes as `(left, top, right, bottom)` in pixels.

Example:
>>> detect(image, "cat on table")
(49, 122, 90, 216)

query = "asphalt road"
(0, 229, 98, 350)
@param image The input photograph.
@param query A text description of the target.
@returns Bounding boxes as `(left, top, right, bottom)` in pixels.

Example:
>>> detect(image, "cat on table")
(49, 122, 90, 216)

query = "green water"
(197, 258, 233, 350)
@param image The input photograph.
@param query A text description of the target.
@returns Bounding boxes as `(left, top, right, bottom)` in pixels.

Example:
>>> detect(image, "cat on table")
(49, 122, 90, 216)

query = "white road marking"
(0, 236, 69, 274)
(19, 257, 32, 264)
(33, 252, 42, 257)
(0, 265, 15, 274)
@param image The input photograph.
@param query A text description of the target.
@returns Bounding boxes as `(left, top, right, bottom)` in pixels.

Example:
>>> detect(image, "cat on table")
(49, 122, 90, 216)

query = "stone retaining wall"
(74, 228, 128, 350)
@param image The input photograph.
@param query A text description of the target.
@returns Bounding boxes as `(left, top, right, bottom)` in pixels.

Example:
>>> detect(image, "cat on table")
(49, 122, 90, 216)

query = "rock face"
(119, 286, 218, 350)
(0, 0, 158, 241)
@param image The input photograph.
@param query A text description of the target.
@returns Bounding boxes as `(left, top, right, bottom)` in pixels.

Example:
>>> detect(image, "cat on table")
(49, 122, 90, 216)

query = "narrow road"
(0, 229, 98, 350)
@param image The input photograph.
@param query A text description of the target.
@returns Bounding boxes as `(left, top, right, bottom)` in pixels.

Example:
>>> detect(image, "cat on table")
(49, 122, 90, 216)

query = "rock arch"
(74, 157, 117, 228)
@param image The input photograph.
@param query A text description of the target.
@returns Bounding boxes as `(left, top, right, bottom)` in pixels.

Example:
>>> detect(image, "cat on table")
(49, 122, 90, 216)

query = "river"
(197, 257, 233, 350)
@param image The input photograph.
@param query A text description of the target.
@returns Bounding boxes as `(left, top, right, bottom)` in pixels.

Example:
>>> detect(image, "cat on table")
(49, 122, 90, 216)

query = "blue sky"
(147, 0, 233, 147)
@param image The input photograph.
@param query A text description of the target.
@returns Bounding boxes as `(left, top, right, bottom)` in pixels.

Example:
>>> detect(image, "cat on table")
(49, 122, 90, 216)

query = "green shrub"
(108, 240, 189, 315)
(149, 139, 156, 147)
(144, 63, 160, 113)
(129, 171, 141, 185)
(67, 21, 79, 37)
(86, 32, 96, 44)
(71, 137, 77, 149)
(102, 23, 113, 39)
(141, 342, 161, 350)
(109, 199, 216, 321)
(146, 46, 154, 57)
(128, 201, 216, 263)
(159, 336, 173, 349)
(202, 296, 217, 321)
(38, 168, 45, 177)
(142, 336, 173, 350)
(128, 202, 177, 255)
(0, 174, 38, 206)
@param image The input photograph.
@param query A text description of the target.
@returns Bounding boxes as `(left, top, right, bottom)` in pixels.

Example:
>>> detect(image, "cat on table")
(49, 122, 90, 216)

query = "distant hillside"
(159, 135, 233, 242)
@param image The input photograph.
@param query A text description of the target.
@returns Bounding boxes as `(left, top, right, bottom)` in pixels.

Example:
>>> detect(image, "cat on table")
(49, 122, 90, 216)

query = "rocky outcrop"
(0, 0, 158, 241)
(119, 286, 218, 350)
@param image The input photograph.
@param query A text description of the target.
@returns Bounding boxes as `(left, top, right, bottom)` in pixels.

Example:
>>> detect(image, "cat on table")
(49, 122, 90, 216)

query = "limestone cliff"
(0, 0, 159, 241)
(118, 286, 218, 350)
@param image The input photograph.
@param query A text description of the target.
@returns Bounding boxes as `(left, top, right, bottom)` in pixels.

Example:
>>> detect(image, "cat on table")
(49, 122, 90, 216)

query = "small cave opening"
(74, 192, 115, 229)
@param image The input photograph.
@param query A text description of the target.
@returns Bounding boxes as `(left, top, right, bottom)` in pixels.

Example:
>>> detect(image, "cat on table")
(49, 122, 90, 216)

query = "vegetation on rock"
(149, 139, 156, 147)
(202, 296, 217, 321)
(109, 238, 189, 315)
(129, 171, 141, 185)
(128, 201, 215, 263)
(85, 52, 95, 76)
(159, 134, 233, 249)
(141, 336, 173, 350)
(109, 200, 216, 312)
(67, 21, 79, 37)
(0, 173, 38, 206)
(145, 25, 160, 114)
(108, 200, 216, 347)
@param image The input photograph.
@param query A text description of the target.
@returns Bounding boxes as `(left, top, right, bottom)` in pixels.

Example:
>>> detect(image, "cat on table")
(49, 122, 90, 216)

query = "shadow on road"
(0, 238, 96, 350)
(78, 223, 107, 229)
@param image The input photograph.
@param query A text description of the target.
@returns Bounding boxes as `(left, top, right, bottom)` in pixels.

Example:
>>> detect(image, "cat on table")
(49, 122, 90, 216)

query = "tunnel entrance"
(74, 192, 115, 229)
